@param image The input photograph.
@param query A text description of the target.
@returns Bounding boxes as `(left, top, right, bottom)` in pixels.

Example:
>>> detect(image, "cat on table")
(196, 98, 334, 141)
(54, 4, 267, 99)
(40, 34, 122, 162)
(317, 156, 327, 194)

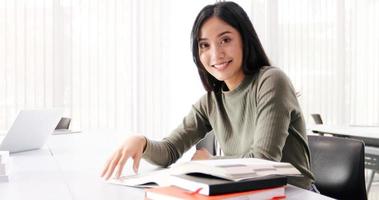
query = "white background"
(1, 0, 379, 139)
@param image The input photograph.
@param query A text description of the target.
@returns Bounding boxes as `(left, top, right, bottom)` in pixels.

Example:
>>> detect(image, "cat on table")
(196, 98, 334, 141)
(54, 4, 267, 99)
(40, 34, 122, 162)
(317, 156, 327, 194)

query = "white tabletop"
(0, 131, 333, 200)
(309, 125, 379, 138)
(309, 124, 379, 146)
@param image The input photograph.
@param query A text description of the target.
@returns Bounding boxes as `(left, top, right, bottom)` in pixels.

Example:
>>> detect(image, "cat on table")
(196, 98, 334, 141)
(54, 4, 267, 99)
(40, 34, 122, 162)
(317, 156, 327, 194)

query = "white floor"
(369, 183, 379, 200)
(367, 171, 379, 200)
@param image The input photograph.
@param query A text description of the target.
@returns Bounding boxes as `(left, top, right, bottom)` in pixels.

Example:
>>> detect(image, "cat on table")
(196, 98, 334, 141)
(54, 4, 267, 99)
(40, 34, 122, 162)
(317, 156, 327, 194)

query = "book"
(108, 158, 301, 188)
(145, 185, 286, 200)
(170, 174, 287, 196)
(109, 168, 172, 187)
(169, 158, 301, 181)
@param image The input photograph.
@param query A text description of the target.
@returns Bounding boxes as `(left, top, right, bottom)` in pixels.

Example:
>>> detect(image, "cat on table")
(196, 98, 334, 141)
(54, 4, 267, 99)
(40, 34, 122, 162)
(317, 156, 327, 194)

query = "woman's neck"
(224, 73, 245, 91)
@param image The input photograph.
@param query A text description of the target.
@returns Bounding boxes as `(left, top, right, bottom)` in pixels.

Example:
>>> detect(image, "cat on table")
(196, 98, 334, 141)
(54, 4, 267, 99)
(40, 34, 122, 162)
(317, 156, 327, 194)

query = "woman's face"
(198, 17, 244, 90)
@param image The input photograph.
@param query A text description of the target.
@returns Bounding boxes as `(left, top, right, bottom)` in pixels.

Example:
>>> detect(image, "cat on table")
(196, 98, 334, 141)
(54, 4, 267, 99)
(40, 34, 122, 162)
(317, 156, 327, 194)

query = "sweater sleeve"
(247, 68, 297, 161)
(142, 96, 212, 167)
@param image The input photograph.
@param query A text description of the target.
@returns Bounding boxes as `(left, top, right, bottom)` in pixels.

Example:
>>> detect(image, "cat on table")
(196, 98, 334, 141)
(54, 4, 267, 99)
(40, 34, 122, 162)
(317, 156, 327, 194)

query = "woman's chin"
(212, 75, 226, 82)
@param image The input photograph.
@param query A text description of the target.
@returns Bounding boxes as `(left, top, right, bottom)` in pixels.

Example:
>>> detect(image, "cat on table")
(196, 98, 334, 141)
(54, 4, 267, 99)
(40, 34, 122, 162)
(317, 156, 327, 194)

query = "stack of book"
(145, 185, 285, 200)
(145, 175, 287, 200)
(0, 151, 10, 182)
(108, 158, 301, 200)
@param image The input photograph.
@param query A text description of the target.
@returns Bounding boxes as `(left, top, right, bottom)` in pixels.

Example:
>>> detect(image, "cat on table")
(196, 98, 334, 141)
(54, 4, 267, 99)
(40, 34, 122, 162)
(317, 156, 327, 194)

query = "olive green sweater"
(142, 66, 315, 189)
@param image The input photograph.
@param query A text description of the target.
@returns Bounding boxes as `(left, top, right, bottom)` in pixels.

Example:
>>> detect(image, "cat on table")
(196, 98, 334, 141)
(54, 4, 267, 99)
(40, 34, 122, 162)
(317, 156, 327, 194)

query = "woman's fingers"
(101, 136, 146, 180)
(101, 160, 111, 177)
(115, 152, 130, 178)
(101, 151, 118, 177)
(132, 153, 142, 174)
(103, 151, 122, 180)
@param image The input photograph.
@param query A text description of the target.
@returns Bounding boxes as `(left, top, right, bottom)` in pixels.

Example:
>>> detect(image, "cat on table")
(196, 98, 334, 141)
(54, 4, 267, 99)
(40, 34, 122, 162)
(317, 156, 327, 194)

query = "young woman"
(101, 1, 315, 190)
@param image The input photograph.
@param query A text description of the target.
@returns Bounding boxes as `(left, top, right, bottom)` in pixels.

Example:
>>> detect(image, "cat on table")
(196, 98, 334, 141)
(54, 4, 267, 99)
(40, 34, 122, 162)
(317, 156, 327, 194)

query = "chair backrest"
(308, 135, 367, 200)
(311, 114, 323, 124)
(55, 117, 71, 129)
(196, 131, 216, 156)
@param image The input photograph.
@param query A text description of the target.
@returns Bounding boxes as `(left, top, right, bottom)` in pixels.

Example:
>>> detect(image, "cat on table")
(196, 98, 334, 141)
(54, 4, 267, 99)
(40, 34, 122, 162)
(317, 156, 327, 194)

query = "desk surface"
(309, 124, 379, 146)
(0, 131, 333, 200)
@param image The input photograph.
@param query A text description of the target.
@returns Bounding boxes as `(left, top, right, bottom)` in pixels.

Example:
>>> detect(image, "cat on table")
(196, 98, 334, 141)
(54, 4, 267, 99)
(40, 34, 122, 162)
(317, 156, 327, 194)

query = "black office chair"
(310, 114, 325, 136)
(308, 135, 367, 200)
(310, 113, 378, 193)
(55, 117, 71, 130)
(311, 114, 323, 124)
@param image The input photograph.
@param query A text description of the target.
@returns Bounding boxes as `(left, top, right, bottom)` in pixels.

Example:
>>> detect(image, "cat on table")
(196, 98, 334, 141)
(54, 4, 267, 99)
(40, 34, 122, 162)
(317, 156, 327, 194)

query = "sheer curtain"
(1, 0, 378, 138)
(1, 0, 56, 129)
(0, 0, 211, 138)
(247, 0, 379, 126)
(65, 0, 215, 137)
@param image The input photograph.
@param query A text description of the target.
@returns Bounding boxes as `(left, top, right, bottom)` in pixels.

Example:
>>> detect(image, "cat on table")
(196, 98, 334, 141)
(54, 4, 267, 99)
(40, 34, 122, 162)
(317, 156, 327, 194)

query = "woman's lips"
(212, 60, 232, 71)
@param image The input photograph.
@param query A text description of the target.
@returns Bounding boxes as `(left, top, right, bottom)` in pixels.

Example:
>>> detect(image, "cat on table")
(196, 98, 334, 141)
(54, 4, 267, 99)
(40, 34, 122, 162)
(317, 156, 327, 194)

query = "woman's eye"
(199, 42, 209, 49)
(221, 37, 231, 44)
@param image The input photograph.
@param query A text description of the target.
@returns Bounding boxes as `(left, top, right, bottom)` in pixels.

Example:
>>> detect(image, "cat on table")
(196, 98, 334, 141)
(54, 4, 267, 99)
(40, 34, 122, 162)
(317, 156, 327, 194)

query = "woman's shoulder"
(251, 66, 296, 100)
(256, 66, 292, 86)
(259, 66, 288, 79)
(192, 92, 216, 114)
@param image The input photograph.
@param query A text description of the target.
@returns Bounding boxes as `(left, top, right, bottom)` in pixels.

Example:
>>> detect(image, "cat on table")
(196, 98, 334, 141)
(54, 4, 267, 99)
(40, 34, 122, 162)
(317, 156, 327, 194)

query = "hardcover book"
(170, 174, 287, 196)
(145, 185, 286, 200)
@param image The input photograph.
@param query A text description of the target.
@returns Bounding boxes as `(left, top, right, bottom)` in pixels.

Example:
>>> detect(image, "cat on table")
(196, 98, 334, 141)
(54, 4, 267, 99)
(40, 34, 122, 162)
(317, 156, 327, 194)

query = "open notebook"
(107, 158, 301, 188)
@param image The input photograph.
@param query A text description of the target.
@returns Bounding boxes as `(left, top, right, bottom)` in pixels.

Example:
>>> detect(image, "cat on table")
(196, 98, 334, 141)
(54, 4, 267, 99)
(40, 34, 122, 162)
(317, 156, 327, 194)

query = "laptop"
(0, 109, 63, 153)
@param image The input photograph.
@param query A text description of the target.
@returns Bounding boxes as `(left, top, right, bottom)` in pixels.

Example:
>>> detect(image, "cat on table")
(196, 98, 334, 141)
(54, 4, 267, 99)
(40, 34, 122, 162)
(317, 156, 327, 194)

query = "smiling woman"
(191, 1, 270, 92)
(197, 17, 244, 91)
(101, 1, 316, 192)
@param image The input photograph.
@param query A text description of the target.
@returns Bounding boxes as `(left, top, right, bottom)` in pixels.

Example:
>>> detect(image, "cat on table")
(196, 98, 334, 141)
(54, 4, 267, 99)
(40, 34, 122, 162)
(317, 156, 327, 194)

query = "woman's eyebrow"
(198, 38, 207, 42)
(217, 31, 231, 37)
(199, 31, 232, 42)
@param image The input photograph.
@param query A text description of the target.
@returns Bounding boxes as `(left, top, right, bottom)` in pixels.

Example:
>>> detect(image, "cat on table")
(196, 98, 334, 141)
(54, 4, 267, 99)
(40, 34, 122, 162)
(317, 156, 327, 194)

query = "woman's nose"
(210, 45, 225, 60)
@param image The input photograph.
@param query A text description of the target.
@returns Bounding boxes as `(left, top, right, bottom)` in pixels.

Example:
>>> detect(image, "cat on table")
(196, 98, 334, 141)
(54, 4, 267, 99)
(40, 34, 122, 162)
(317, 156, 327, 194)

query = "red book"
(145, 186, 286, 200)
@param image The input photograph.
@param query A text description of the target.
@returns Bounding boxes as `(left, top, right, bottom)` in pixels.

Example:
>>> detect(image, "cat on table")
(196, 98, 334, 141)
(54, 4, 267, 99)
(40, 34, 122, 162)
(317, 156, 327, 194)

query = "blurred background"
(1, 0, 378, 139)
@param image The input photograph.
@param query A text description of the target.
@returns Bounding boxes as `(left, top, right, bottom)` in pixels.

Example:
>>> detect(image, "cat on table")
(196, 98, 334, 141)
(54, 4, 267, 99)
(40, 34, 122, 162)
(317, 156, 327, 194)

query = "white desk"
(309, 124, 379, 147)
(0, 131, 333, 200)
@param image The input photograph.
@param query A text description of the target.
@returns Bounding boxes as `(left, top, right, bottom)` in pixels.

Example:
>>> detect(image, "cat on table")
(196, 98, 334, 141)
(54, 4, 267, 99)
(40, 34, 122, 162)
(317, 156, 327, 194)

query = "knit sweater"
(142, 66, 315, 189)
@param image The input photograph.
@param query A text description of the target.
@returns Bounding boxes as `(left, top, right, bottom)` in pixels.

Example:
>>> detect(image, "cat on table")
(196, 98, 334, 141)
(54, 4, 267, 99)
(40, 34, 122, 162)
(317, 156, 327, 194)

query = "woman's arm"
(101, 96, 212, 179)
(248, 68, 296, 161)
(143, 99, 212, 167)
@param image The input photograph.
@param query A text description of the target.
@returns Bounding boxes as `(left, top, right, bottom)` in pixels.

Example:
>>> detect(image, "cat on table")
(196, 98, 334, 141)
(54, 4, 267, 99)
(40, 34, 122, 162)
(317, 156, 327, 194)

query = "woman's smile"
(212, 60, 232, 71)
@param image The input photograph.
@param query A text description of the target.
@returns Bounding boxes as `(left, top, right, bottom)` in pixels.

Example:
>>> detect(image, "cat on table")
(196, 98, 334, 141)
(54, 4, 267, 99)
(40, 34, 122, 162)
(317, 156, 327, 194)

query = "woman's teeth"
(213, 61, 231, 70)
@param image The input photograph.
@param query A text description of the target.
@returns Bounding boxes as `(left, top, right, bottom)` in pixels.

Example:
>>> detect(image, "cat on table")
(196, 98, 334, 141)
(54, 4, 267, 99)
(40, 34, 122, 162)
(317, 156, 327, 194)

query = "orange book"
(145, 186, 286, 200)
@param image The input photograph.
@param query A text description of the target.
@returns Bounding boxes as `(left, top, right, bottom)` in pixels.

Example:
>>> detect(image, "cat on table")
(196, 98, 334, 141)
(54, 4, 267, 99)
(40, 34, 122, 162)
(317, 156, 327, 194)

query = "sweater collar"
(222, 75, 254, 96)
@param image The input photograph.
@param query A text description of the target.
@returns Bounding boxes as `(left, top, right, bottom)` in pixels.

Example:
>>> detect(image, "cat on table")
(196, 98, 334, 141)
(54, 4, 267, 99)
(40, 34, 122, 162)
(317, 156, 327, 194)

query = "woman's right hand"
(101, 135, 147, 180)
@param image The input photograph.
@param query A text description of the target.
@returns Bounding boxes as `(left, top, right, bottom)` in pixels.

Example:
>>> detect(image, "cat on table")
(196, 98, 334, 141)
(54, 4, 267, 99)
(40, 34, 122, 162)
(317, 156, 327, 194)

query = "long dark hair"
(191, 1, 271, 92)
